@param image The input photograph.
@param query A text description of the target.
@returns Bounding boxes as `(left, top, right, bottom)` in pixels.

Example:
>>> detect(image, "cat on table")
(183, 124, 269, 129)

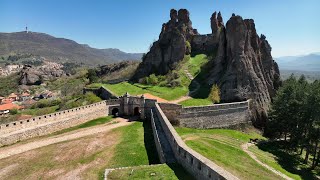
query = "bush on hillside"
(209, 84, 220, 103)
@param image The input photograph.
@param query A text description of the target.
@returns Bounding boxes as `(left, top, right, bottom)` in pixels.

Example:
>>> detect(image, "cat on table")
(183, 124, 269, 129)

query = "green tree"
(87, 69, 99, 83)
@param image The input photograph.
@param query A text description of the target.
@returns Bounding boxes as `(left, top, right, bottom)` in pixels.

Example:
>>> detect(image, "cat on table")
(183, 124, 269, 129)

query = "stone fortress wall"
(159, 100, 250, 129)
(152, 103, 239, 180)
(0, 100, 120, 147)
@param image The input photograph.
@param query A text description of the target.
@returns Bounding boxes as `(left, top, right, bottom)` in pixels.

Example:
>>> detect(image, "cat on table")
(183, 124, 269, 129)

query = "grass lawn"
(52, 116, 114, 135)
(175, 127, 283, 180)
(101, 82, 188, 101)
(179, 98, 213, 107)
(250, 141, 320, 180)
(108, 164, 194, 180)
(249, 145, 302, 180)
(188, 54, 208, 77)
(0, 120, 167, 180)
(21, 105, 60, 116)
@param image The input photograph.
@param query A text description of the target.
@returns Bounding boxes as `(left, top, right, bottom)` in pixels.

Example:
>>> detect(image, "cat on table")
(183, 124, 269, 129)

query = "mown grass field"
(108, 163, 194, 180)
(179, 98, 213, 107)
(0, 119, 188, 180)
(249, 141, 320, 180)
(175, 127, 286, 180)
(91, 82, 188, 101)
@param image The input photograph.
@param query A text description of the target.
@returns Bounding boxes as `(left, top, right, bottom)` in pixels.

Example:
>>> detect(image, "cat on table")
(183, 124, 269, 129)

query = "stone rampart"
(178, 101, 250, 129)
(158, 103, 182, 125)
(153, 103, 238, 180)
(83, 86, 118, 100)
(150, 109, 166, 163)
(0, 101, 113, 147)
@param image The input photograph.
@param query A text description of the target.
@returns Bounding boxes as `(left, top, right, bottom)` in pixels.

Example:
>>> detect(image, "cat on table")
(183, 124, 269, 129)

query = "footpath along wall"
(0, 100, 120, 147)
(153, 103, 239, 180)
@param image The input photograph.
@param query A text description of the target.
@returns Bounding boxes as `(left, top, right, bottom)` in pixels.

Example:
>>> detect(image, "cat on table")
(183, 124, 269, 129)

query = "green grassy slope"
(175, 128, 286, 180)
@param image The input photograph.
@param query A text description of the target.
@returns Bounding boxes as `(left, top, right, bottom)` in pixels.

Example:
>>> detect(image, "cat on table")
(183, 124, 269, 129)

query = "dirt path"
(0, 118, 132, 160)
(169, 69, 199, 104)
(170, 96, 191, 104)
(241, 143, 293, 180)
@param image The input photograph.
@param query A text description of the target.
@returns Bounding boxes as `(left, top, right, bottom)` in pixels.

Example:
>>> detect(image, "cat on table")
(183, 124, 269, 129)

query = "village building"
(20, 92, 31, 101)
(8, 93, 18, 101)
(0, 103, 22, 115)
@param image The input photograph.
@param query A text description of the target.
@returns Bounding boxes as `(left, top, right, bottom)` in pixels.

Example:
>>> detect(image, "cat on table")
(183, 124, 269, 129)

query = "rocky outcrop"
(206, 15, 281, 127)
(132, 9, 280, 127)
(19, 61, 65, 85)
(131, 9, 197, 81)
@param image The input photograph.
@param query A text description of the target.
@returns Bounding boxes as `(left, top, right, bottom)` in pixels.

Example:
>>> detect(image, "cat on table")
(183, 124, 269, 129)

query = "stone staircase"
(152, 108, 176, 163)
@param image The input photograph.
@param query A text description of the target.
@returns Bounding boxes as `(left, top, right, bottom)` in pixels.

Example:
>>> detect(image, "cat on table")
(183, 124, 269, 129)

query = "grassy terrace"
(175, 127, 284, 180)
(108, 164, 193, 180)
(89, 82, 188, 101)
(249, 141, 320, 180)
(179, 98, 213, 107)
(0, 118, 191, 180)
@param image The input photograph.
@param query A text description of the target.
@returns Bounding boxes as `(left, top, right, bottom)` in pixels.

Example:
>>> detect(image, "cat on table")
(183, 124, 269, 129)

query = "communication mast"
(25, 24, 28, 33)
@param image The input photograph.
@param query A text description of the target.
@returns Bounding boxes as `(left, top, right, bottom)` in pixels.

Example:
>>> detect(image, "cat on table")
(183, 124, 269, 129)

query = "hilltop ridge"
(0, 31, 143, 66)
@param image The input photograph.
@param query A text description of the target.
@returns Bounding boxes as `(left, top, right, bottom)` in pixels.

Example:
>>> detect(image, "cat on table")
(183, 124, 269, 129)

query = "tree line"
(266, 75, 320, 169)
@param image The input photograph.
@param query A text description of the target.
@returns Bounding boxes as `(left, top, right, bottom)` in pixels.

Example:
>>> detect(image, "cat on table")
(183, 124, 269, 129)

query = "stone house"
(8, 93, 18, 101)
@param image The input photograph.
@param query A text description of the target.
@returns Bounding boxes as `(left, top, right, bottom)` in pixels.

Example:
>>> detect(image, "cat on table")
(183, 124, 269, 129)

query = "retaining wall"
(153, 103, 238, 180)
(150, 110, 166, 163)
(178, 101, 250, 129)
(83, 86, 118, 100)
(158, 103, 182, 125)
(0, 101, 111, 147)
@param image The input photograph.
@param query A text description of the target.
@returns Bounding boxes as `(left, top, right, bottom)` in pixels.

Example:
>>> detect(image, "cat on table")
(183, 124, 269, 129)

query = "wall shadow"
(168, 163, 196, 180)
(142, 120, 160, 164)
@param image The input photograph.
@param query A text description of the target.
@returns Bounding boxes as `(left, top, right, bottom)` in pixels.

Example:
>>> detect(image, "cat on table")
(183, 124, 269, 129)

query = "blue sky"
(0, 0, 319, 57)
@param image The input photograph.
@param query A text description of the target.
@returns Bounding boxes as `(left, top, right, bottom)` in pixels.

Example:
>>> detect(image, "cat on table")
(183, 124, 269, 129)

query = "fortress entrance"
(111, 108, 119, 117)
(134, 107, 140, 116)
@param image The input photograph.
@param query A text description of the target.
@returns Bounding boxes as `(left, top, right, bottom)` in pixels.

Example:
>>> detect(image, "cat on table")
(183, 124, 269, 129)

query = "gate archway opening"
(111, 108, 119, 117)
(134, 107, 140, 116)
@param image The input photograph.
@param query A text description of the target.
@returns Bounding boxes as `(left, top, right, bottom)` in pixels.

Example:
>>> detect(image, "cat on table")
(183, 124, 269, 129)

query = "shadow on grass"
(257, 141, 318, 179)
(168, 163, 196, 180)
(142, 119, 160, 164)
(142, 119, 195, 179)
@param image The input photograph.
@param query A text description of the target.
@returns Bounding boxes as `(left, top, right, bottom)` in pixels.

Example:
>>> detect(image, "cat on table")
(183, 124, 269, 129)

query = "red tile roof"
(0, 103, 22, 111)
(1, 99, 13, 104)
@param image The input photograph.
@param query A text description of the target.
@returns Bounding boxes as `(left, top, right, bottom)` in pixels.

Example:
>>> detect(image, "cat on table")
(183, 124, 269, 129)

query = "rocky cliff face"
(19, 61, 65, 85)
(132, 9, 281, 127)
(131, 9, 198, 81)
(206, 15, 281, 127)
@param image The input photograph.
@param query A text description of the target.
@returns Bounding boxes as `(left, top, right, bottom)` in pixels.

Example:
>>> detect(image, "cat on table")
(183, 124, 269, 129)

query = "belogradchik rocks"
(132, 9, 281, 127)
(19, 61, 65, 85)
(131, 9, 198, 80)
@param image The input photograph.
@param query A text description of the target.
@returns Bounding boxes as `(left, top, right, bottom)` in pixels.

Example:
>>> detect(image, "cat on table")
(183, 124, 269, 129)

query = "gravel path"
(241, 143, 293, 180)
(0, 118, 132, 160)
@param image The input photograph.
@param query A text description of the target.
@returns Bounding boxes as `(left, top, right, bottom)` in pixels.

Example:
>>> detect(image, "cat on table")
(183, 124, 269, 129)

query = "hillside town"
(0, 90, 56, 116)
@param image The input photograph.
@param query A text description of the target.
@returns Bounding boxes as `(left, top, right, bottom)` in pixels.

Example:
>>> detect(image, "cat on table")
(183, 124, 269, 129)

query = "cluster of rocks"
(132, 9, 281, 127)
(19, 61, 65, 85)
(0, 65, 23, 77)
(96, 61, 138, 77)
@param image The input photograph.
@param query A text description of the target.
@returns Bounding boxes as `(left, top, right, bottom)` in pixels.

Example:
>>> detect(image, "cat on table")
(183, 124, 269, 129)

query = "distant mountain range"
(275, 53, 320, 72)
(0, 31, 143, 66)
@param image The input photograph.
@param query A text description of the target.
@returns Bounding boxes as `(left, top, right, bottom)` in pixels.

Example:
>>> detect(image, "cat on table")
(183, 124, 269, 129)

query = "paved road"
(0, 118, 132, 160)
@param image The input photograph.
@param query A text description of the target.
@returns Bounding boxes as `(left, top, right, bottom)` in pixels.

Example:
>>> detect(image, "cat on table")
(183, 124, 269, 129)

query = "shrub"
(148, 74, 158, 85)
(209, 84, 220, 103)
(9, 108, 18, 115)
(170, 79, 182, 87)
(185, 41, 191, 54)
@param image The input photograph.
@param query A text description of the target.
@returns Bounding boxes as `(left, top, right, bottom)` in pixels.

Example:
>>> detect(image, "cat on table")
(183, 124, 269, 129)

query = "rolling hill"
(275, 53, 320, 72)
(0, 31, 143, 66)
